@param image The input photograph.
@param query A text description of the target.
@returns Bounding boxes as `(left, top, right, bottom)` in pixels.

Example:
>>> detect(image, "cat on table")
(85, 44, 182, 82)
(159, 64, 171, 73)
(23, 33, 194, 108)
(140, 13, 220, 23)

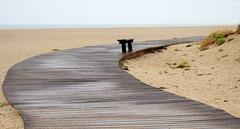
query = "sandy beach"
(0, 26, 235, 128)
(125, 28, 240, 117)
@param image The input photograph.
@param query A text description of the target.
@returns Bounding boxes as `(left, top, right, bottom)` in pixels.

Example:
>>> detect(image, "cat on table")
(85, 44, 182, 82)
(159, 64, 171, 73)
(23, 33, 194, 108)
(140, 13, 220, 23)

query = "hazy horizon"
(0, 24, 237, 29)
(0, 0, 240, 29)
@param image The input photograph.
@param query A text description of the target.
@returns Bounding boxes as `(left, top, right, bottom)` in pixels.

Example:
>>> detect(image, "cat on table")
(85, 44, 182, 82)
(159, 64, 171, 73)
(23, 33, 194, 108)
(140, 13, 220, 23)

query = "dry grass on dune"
(200, 24, 240, 50)
(237, 24, 240, 33)
(199, 29, 234, 51)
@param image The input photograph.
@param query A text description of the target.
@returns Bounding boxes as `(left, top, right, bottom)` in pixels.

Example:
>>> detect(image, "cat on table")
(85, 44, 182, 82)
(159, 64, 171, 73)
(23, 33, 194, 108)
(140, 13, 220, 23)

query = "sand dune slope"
(125, 33, 240, 117)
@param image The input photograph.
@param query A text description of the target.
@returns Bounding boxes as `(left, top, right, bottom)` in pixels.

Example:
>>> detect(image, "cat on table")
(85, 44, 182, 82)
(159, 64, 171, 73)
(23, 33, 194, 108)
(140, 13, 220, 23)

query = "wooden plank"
(3, 36, 240, 129)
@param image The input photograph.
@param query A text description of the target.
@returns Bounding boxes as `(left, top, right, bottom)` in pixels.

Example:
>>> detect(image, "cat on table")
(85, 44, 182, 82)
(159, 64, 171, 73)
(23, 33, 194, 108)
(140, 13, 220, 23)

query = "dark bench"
(117, 39, 134, 53)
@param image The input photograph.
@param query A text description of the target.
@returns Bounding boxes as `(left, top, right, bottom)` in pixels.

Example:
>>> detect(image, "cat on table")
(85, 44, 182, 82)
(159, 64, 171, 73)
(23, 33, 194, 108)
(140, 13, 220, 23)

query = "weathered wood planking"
(3, 37, 240, 129)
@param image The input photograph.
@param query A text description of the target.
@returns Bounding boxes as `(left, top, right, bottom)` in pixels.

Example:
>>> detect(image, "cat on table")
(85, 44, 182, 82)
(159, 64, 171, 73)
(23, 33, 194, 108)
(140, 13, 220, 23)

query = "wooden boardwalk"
(3, 37, 240, 129)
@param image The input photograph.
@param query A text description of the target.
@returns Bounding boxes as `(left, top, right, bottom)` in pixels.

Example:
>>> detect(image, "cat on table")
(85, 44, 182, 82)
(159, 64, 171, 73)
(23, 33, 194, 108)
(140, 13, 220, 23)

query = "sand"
(125, 32, 240, 117)
(0, 26, 234, 128)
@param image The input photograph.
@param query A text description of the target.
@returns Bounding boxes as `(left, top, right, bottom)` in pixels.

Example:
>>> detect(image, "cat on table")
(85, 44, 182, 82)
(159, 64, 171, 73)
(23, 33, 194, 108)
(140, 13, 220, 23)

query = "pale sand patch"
(125, 33, 240, 117)
(0, 26, 234, 128)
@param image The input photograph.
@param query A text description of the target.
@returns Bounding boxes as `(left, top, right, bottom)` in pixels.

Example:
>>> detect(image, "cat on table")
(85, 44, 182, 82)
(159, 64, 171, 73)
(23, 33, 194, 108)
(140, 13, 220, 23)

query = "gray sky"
(0, 0, 240, 28)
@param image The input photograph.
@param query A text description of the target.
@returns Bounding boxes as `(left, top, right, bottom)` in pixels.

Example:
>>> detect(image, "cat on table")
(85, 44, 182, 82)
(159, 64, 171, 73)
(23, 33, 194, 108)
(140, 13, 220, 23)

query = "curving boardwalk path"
(3, 37, 240, 129)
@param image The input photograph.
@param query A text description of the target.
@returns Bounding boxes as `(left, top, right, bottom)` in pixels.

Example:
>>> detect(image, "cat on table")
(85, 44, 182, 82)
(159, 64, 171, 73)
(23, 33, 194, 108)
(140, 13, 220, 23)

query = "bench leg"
(121, 43, 127, 53)
(128, 42, 133, 52)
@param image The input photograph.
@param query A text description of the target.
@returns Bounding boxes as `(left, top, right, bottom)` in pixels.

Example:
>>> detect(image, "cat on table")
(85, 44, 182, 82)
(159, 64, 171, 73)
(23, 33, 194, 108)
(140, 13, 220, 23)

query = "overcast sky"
(0, 0, 240, 28)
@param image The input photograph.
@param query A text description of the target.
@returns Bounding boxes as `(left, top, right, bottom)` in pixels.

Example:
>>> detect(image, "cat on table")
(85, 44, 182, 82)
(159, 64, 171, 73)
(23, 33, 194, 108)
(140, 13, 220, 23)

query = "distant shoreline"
(0, 24, 236, 30)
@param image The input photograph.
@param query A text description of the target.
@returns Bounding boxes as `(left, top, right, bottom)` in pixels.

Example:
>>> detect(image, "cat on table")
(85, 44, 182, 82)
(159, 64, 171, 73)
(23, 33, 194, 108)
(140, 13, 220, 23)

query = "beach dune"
(124, 28, 240, 117)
